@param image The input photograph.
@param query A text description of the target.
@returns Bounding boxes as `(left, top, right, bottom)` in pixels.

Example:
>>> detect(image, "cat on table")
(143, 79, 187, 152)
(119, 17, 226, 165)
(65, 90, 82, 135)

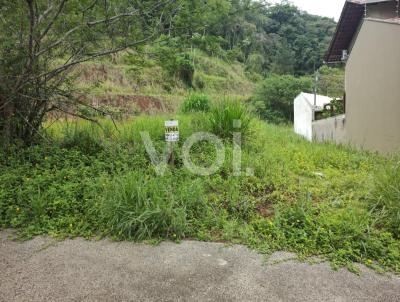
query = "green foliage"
(191, 34, 227, 58)
(0, 0, 173, 144)
(209, 98, 251, 139)
(153, 39, 195, 87)
(246, 53, 266, 74)
(158, 1, 336, 78)
(76, 105, 123, 120)
(98, 171, 207, 240)
(266, 199, 400, 272)
(0, 145, 110, 239)
(176, 54, 195, 87)
(180, 93, 211, 113)
(318, 66, 345, 98)
(251, 75, 313, 123)
(193, 72, 207, 90)
(320, 98, 345, 119)
(270, 40, 295, 75)
(1, 0, 337, 145)
(368, 159, 400, 238)
(59, 123, 105, 155)
(1, 116, 400, 273)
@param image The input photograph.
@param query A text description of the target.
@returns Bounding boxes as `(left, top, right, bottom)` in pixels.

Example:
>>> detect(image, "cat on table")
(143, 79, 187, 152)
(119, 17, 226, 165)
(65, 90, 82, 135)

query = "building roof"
(325, 0, 396, 63)
(297, 93, 332, 111)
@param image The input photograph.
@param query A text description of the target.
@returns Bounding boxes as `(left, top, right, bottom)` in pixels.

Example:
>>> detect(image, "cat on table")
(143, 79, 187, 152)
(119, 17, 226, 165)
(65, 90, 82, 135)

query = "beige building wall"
(345, 19, 400, 154)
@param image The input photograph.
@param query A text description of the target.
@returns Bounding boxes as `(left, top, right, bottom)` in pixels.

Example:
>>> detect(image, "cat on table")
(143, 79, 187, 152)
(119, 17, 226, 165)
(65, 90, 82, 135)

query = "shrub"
(320, 98, 345, 119)
(180, 93, 211, 113)
(175, 53, 195, 87)
(209, 97, 251, 139)
(251, 74, 313, 123)
(154, 40, 194, 87)
(368, 159, 400, 238)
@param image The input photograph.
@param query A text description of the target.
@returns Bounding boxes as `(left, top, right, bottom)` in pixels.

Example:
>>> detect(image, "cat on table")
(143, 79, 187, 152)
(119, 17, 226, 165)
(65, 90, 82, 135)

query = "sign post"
(165, 120, 179, 166)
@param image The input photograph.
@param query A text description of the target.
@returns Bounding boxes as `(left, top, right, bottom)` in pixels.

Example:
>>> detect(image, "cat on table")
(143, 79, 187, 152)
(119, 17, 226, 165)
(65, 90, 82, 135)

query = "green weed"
(180, 93, 211, 113)
(368, 158, 400, 238)
(97, 171, 208, 240)
(1, 116, 399, 274)
(209, 97, 251, 139)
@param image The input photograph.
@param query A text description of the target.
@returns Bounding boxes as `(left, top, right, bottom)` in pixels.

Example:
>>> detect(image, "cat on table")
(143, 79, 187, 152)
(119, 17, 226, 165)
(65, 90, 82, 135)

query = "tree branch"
(86, 0, 174, 26)
(87, 9, 139, 26)
(39, 0, 67, 41)
(35, 25, 80, 57)
(44, 32, 160, 80)
(26, 0, 35, 68)
(37, 2, 54, 24)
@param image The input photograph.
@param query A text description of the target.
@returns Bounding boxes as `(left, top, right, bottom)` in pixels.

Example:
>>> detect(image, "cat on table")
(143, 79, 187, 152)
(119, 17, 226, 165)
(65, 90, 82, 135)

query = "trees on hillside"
(169, 1, 336, 76)
(251, 75, 313, 123)
(0, 0, 174, 145)
(0, 0, 337, 144)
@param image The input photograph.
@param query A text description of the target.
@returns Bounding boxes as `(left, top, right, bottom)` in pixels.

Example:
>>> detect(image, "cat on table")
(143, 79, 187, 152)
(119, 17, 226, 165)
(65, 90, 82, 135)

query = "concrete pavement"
(1, 231, 399, 302)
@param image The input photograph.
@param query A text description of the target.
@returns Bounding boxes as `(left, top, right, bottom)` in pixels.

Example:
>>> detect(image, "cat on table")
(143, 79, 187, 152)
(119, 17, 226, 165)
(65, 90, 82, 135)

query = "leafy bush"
(368, 160, 400, 238)
(175, 53, 195, 87)
(180, 93, 211, 113)
(209, 97, 251, 139)
(320, 98, 345, 119)
(154, 40, 194, 87)
(251, 74, 312, 123)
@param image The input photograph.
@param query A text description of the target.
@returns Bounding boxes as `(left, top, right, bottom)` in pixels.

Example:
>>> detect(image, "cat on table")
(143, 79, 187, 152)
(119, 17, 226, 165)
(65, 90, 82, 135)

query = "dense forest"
(0, 0, 338, 144)
(158, 0, 337, 76)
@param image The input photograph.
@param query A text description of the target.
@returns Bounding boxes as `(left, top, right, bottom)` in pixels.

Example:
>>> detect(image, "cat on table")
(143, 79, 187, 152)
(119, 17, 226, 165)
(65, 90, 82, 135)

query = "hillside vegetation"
(75, 50, 255, 112)
(1, 0, 339, 143)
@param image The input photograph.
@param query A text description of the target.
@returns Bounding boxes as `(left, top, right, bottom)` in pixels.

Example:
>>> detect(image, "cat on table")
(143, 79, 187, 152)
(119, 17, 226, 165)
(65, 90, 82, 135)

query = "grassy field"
(1, 105, 399, 273)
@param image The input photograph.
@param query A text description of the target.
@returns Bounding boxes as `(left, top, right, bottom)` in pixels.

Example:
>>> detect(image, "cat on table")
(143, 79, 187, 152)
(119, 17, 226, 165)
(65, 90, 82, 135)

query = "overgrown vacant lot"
(0, 112, 399, 274)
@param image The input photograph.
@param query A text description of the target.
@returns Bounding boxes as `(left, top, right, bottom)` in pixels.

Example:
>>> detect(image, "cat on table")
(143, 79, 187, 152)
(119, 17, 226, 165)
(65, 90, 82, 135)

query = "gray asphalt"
(1, 230, 399, 302)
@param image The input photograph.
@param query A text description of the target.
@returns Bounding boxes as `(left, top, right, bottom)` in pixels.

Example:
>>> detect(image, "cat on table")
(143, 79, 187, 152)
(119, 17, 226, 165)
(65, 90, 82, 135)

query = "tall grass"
(368, 158, 400, 238)
(180, 93, 211, 113)
(57, 122, 106, 154)
(209, 97, 251, 139)
(98, 171, 207, 240)
(47, 114, 210, 150)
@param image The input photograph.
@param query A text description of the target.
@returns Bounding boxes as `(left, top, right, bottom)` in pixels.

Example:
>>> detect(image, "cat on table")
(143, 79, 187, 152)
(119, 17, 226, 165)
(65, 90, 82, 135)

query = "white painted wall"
(294, 94, 313, 141)
(294, 93, 332, 141)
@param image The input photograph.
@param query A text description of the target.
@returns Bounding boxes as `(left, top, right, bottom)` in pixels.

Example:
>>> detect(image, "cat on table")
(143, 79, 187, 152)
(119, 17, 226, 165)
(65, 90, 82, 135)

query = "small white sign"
(165, 120, 179, 142)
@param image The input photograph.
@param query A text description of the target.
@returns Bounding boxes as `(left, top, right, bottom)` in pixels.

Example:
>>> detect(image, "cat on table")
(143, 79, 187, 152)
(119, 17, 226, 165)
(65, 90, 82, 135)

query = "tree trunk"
(1, 100, 15, 147)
